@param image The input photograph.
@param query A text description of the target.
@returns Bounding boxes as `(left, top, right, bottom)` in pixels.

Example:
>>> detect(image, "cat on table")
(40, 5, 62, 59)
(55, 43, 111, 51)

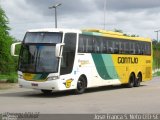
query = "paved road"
(0, 77, 160, 114)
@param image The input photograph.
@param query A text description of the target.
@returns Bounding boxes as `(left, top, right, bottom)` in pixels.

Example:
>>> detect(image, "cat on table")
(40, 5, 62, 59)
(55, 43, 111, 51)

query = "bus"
(11, 28, 152, 94)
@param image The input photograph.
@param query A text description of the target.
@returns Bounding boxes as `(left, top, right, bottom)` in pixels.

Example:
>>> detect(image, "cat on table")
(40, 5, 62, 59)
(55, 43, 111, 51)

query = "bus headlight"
(18, 74, 23, 79)
(47, 76, 59, 81)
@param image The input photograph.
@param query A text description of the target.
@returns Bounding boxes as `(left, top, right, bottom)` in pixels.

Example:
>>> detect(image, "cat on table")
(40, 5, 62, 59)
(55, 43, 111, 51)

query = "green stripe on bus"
(101, 54, 119, 79)
(91, 54, 119, 80)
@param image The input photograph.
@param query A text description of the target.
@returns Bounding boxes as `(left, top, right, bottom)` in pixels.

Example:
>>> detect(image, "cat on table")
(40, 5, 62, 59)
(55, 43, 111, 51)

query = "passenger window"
(60, 33, 77, 75)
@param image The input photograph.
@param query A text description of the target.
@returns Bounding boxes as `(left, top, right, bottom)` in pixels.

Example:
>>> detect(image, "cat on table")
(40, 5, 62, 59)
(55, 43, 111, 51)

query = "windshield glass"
(19, 32, 62, 73)
(24, 32, 62, 43)
(19, 44, 59, 73)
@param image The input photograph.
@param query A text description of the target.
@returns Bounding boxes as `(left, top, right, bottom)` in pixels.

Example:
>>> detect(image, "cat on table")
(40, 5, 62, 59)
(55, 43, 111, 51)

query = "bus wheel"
(134, 73, 142, 87)
(75, 76, 87, 94)
(127, 73, 135, 88)
(41, 90, 52, 95)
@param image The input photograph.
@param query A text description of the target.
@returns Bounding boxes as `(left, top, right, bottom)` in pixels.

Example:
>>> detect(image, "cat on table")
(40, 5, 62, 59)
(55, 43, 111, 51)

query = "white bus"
(11, 28, 152, 94)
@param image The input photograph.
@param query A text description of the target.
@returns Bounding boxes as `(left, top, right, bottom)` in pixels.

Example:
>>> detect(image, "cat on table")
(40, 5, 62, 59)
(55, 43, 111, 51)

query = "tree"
(152, 39, 160, 70)
(114, 29, 139, 37)
(0, 6, 15, 74)
(114, 29, 123, 33)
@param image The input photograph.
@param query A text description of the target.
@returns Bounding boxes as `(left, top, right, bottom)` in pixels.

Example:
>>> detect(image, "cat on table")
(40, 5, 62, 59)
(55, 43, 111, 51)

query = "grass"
(153, 71, 160, 77)
(0, 73, 18, 90)
(156, 71, 160, 76)
(0, 72, 18, 83)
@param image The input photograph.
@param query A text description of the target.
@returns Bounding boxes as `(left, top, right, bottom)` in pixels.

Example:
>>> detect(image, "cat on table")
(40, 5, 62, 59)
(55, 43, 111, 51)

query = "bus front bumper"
(18, 79, 64, 91)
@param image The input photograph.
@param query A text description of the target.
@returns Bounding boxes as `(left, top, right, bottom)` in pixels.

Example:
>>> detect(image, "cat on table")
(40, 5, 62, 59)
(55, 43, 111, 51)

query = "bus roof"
(82, 29, 151, 42)
(27, 28, 151, 42)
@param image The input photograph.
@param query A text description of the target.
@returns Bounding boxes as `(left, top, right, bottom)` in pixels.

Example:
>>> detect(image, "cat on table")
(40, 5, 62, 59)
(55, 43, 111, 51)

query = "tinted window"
(102, 38, 108, 53)
(93, 37, 101, 53)
(24, 32, 62, 43)
(60, 33, 77, 75)
(19, 45, 58, 73)
(78, 34, 151, 56)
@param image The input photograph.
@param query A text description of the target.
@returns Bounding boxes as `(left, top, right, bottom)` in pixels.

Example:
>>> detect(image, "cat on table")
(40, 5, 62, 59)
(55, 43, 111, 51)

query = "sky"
(1, 0, 160, 40)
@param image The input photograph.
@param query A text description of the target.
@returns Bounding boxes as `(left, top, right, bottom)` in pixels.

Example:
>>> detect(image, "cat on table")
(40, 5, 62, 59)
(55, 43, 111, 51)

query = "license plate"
(31, 83, 38, 87)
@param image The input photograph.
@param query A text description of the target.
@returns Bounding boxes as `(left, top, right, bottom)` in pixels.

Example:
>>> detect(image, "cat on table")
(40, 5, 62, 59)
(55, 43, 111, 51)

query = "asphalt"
(0, 77, 160, 114)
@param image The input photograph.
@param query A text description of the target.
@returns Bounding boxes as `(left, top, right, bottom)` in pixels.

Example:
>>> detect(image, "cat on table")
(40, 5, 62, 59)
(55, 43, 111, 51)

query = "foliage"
(114, 29, 123, 33)
(153, 71, 160, 77)
(0, 6, 18, 82)
(114, 29, 139, 37)
(7, 73, 18, 83)
(0, 73, 18, 83)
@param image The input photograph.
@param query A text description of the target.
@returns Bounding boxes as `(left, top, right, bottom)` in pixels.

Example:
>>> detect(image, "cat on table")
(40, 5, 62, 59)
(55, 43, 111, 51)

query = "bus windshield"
(19, 45, 59, 73)
(19, 32, 62, 73)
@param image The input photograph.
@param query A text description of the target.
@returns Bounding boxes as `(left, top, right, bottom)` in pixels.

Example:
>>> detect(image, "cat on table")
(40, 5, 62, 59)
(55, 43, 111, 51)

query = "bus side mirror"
(11, 42, 21, 56)
(55, 43, 65, 58)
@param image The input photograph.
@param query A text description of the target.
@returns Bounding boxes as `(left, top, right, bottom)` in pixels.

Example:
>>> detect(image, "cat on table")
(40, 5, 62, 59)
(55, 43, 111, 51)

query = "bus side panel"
(111, 55, 152, 84)
(77, 54, 121, 88)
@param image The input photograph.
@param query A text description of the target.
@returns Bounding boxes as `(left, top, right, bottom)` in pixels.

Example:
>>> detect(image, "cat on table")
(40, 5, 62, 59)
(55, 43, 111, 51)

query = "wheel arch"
(137, 72, 143, 82)
(130, 72, 136, 79)
(78, 74, 88, 87)
(126, 72, 136, 88)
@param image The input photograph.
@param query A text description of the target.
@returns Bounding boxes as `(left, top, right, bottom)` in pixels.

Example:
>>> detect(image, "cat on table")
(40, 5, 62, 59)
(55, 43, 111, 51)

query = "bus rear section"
(77, 29, 152, 89)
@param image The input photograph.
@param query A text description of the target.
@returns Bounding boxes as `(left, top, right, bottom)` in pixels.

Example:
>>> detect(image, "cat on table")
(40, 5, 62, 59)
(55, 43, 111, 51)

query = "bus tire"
(127, 73, 135, 88)
(41, 90, 52, 95)
(134, 73, 142, 87)
(75, 76, 87, 94)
